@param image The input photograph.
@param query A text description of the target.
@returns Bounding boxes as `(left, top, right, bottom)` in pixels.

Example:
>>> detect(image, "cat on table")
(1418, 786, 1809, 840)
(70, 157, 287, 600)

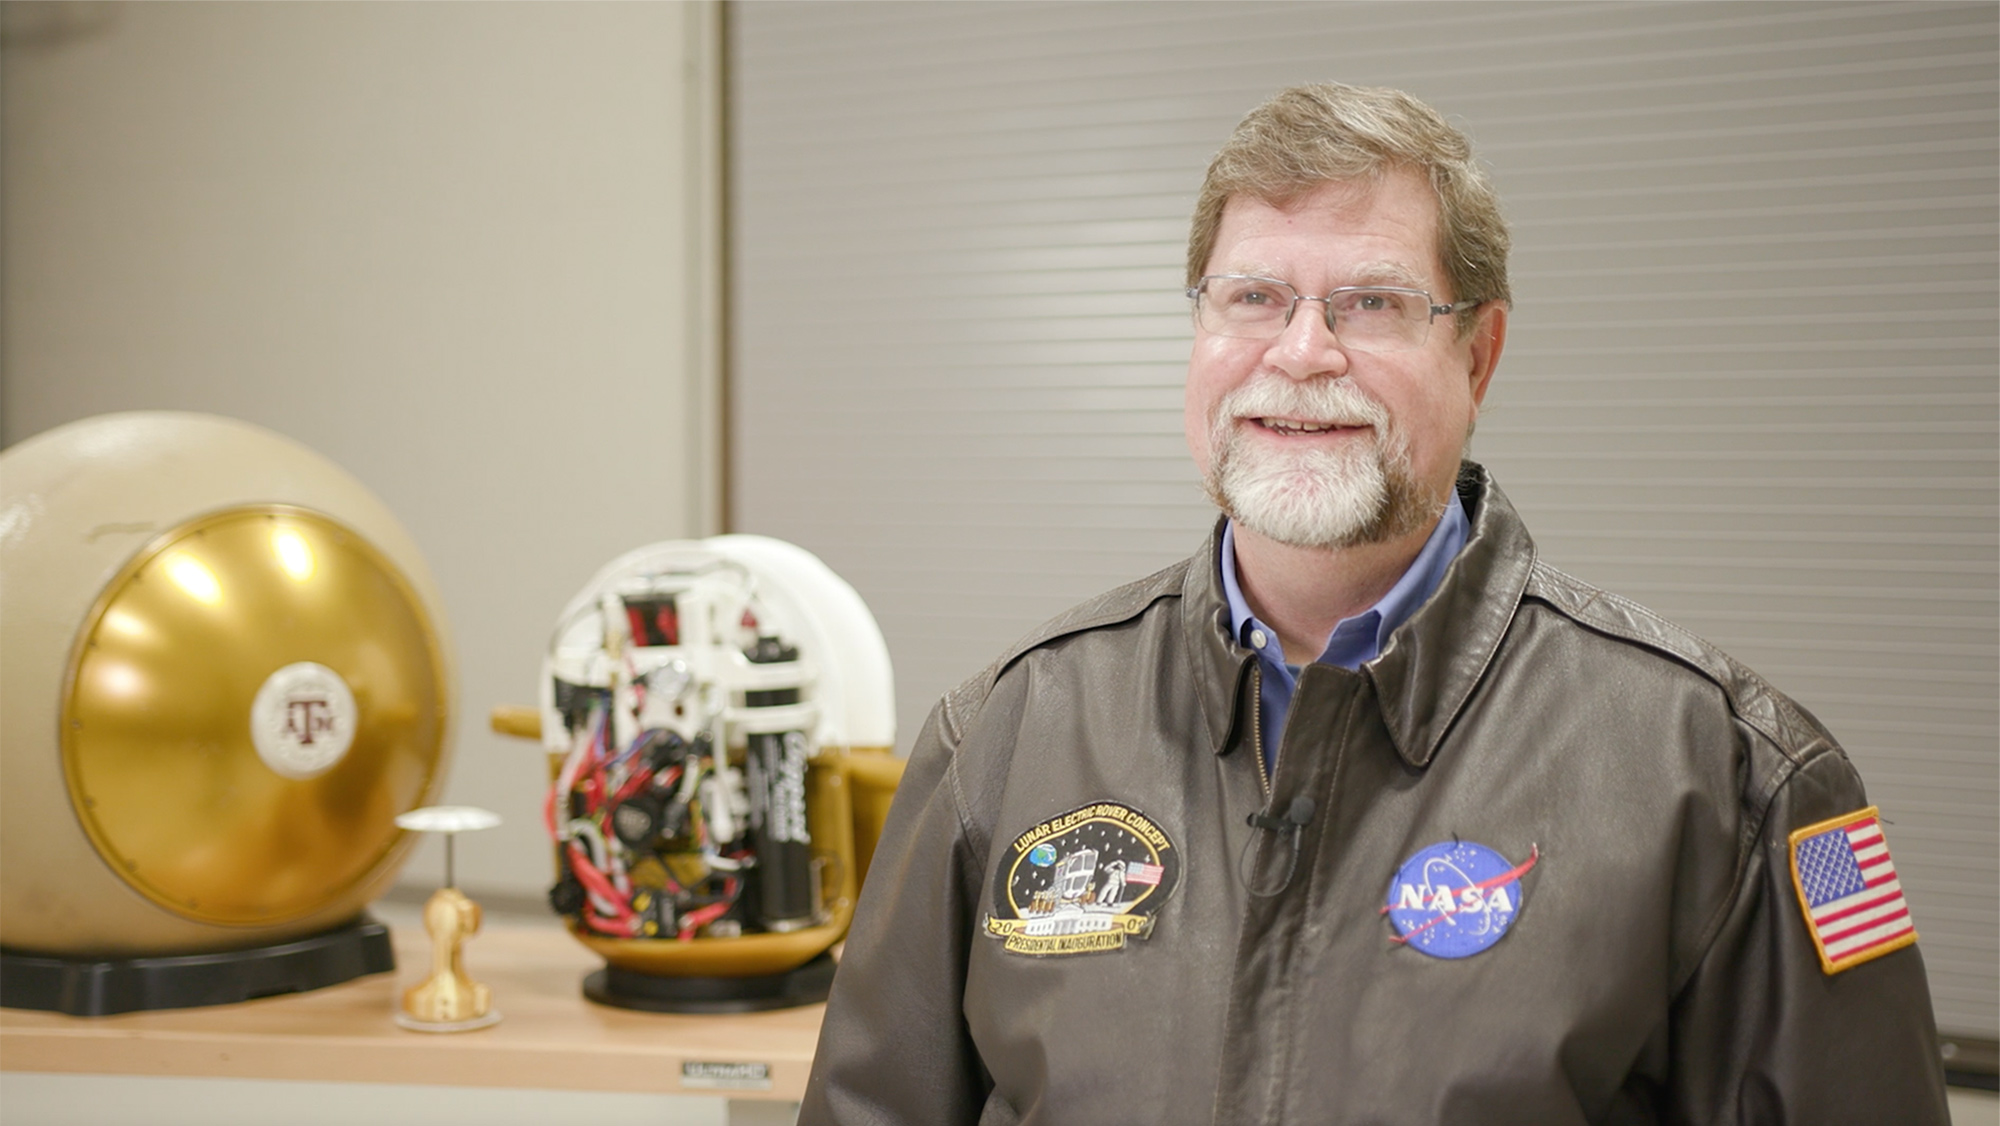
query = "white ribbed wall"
(730, 1, 1997, 1037)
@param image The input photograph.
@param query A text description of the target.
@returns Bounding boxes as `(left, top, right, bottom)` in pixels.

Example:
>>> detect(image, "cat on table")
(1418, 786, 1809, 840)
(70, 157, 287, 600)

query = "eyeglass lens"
(1196, 277, 1432, 351)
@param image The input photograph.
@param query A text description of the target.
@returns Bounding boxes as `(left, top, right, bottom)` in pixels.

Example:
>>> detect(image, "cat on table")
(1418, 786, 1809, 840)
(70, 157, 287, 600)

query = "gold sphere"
(1, 412, 454, 956)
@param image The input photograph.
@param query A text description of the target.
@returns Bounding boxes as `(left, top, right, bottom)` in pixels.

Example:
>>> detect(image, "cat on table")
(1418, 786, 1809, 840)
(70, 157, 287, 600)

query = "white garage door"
(729, 1, 1997, 1041)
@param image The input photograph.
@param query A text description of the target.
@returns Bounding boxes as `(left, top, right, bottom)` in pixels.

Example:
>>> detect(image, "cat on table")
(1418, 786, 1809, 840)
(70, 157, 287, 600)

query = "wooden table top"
(0, 915, 825, 1101)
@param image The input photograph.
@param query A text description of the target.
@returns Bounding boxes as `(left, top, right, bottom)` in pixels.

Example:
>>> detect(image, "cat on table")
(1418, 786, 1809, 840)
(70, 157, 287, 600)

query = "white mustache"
(1216, 377, 1388, 430)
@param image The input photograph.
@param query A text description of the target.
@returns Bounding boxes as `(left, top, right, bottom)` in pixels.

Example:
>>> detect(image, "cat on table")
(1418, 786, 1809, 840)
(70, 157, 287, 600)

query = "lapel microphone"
(1248, 796, 1316, 835)
(1241, 795, 1316, 896)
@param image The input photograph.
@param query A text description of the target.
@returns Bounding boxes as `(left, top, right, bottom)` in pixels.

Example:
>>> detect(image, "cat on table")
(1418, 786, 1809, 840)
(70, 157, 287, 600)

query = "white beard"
(1203, 377, 1437, 549)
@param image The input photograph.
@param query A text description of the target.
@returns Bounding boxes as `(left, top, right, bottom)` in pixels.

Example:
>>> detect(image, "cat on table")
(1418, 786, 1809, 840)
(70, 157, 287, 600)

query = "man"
(800, 83, 1949, 1125)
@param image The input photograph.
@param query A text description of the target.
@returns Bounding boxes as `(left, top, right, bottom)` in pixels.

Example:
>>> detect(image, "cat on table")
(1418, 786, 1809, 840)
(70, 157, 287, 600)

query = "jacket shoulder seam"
(941, 701, 975, 842)
(1524, 562, 1828, 765)
(1526, 563, 1845, 991)
(947, 559, 1190, 718)
(1672, 749, 1826, 996)
(932, 560, 1189, 833)
(1006, 559, 1190, 665)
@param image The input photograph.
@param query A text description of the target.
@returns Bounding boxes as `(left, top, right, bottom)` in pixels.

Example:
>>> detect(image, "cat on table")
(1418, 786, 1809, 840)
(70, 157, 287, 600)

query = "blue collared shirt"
(1220, 490, 1469, 773)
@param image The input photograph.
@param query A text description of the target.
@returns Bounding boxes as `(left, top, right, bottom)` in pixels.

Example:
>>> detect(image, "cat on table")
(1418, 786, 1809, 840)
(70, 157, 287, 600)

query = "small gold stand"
(392, 806, 503, 1033)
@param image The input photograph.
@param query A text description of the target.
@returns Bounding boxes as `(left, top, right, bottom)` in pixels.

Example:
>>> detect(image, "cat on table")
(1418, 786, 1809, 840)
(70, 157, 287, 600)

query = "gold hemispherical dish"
(62, 505, 448, 928)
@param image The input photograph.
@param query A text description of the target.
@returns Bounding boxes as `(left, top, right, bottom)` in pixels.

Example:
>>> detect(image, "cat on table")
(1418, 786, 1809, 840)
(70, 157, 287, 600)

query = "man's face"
(1184, 171, 1504, 549)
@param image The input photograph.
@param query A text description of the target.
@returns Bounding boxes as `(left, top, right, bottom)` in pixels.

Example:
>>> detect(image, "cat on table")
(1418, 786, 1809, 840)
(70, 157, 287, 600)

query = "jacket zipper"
(1250, 670, 1271, 798)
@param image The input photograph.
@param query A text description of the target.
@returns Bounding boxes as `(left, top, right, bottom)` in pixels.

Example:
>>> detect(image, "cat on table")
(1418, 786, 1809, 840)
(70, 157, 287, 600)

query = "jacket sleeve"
(1666, 746, 1950, 1125)
(798, 698, 992, 1126)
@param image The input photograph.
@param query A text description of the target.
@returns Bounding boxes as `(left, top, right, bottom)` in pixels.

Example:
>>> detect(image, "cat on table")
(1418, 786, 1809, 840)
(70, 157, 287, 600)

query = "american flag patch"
(1125, 862, 1164, 886)
(1788, 806, 1918, 975)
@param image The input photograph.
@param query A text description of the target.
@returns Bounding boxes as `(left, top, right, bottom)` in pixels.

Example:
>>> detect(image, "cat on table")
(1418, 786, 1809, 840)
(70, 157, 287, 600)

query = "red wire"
(614, 766, 654, 804)
(566, 841, 637, 924)
(674, 876, 741, 940)
(583, 911, 639, 937)
(676, 902, 726, 940)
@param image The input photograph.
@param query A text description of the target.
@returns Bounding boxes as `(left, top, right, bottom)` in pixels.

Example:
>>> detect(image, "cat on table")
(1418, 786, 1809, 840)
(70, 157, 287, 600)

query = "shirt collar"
(1220, 489, 1470, 669)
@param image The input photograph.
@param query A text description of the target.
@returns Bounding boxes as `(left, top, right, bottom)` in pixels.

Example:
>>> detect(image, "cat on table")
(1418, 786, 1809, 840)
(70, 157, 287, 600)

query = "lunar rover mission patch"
(984, 801, 1179, 956)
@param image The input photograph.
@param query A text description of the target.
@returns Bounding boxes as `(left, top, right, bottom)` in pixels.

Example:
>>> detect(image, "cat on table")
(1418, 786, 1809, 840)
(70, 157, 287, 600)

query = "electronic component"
(541, 558, 828, 944)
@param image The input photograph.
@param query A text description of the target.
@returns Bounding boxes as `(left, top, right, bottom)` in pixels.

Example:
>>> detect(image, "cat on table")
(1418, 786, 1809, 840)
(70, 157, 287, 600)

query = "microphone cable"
(1240, 795, 1315, 896)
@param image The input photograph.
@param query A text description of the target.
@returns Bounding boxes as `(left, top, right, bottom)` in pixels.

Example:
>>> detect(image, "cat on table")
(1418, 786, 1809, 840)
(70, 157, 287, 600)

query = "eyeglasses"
(1186, 274, 1476, 353)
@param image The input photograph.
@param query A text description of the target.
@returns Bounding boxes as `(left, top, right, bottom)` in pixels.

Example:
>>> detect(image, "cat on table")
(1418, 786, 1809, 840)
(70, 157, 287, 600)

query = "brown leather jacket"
(801, 464, 1948, 1125)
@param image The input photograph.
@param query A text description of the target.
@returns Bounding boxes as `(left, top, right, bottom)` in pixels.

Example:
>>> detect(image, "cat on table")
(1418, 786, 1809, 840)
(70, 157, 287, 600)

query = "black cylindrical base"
(0, 915, 394, 1017)
(582, 951, 835, 1014)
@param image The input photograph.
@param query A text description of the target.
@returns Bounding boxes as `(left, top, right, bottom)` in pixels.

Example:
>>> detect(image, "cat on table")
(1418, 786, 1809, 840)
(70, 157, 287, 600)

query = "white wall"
(0, 1, 723, 896)
(730, 0, 1998, 1039)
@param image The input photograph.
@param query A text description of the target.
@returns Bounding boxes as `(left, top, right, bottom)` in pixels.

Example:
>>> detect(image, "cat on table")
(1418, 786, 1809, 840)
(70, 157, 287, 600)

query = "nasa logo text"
(1382, 839, 1539, 959)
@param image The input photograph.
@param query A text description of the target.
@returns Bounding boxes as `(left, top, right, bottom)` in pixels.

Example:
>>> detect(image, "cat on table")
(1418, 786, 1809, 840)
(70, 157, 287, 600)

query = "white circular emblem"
(249, 662, 358, 779)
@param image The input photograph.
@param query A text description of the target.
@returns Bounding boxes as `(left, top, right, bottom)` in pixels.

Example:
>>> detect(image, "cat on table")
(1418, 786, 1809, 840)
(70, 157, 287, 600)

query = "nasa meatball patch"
(984, 801, 1180, 956)
(1383, 839, 1540, 958)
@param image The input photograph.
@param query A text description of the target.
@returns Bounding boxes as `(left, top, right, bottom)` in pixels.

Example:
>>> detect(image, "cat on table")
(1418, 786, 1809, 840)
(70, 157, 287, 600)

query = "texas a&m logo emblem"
(250, 661, 358, 780)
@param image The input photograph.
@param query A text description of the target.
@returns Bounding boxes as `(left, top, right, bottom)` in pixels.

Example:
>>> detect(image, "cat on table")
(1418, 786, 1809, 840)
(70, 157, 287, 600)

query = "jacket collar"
(1180, 462, 1536, 769)
(1182, 515, 1256, 760)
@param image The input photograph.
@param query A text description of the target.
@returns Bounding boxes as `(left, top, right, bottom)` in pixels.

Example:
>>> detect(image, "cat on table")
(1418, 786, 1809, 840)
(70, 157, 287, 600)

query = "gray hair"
(1188, 83, 1512, 331)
